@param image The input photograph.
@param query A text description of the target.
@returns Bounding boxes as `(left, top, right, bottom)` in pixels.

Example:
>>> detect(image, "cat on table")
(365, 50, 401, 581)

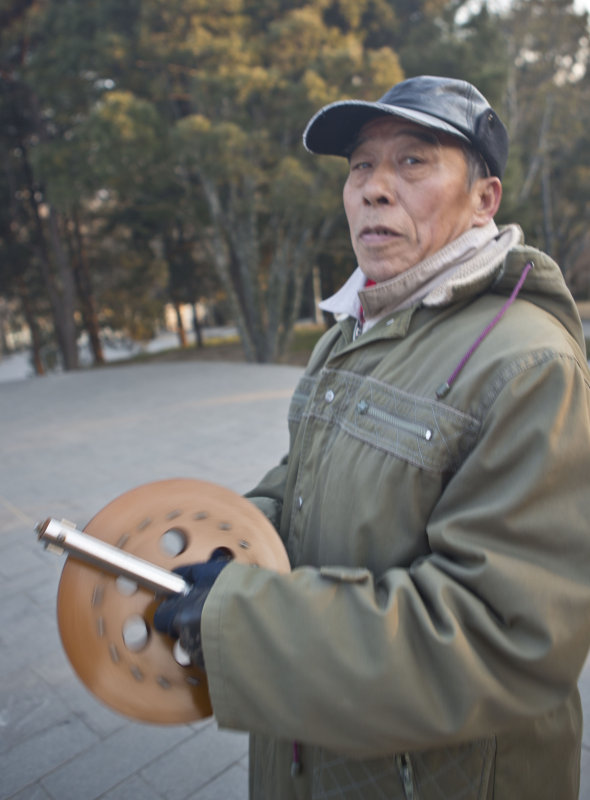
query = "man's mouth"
(359, 225, 400, 240)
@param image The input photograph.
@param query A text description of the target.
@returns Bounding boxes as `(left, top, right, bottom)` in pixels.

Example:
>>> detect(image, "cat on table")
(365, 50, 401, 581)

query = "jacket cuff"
(200, 561, 252, 730)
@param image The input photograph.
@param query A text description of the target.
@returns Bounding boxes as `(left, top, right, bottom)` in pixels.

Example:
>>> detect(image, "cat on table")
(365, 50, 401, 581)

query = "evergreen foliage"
(1, 0, 590, 367)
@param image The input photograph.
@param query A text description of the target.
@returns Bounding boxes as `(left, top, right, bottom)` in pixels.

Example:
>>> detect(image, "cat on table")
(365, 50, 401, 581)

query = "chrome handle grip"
(36, 518, 190, 596)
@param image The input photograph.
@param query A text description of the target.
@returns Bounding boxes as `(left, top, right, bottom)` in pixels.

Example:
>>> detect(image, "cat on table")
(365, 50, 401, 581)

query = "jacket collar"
(319, 223, 523, 328)
(358, 222, 522, 321)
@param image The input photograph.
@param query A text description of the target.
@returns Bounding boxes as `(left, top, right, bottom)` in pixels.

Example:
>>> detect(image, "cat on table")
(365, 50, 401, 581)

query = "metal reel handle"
(37, 518, 190, 596)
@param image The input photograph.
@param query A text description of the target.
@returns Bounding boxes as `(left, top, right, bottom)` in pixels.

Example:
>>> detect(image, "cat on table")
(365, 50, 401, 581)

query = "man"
(155, 76, 590, 799)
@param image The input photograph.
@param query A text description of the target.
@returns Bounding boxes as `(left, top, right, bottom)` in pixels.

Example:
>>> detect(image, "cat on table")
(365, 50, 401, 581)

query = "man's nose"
(363, 166, 395, 206)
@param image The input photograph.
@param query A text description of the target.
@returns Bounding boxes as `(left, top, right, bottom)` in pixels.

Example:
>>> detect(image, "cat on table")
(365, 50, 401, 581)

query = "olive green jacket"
(202, 244, 590, 799)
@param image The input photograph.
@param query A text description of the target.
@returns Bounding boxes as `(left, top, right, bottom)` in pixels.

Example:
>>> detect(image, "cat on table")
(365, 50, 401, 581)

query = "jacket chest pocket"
(304, 368, 481, 475)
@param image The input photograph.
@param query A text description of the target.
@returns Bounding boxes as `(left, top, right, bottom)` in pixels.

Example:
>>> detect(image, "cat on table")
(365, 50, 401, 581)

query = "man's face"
(343, 116, 489, 281)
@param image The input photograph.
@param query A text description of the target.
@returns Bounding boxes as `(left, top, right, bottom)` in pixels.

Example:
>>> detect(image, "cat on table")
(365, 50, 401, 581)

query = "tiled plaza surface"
(0, 360, 588, 799)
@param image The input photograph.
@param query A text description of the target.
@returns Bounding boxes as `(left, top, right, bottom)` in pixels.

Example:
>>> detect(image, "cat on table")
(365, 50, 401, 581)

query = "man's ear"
(472, 176, 502, 227)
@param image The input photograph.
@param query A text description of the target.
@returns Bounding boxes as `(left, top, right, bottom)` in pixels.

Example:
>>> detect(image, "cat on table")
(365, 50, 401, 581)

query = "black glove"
(153, 548, 232, 668)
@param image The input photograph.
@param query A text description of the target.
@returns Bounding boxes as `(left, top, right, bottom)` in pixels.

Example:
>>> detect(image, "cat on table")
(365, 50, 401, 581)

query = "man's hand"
(153, 548, 232, 668)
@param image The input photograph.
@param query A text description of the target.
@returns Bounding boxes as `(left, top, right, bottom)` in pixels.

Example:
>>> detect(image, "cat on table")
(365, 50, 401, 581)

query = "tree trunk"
(198, 174, 335, 363)
(19, 145, 79, 370)
(518, 97, 554, 205)
(541, 157, 555, 259)
(174, 302, 188, 347)
(71, 210, 105, 365)
(16, 276, 45, 375)
(199, 177, 258, 361)
(47, 207, 79, 370)
(192, 302, 203, 348)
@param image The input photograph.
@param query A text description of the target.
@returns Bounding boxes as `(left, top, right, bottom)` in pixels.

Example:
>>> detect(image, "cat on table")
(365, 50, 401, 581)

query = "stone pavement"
(0, 361, 300, 800)
(0, 360, 589, 800)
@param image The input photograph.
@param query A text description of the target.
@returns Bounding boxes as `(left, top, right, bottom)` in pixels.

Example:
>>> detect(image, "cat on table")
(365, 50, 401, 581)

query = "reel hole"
(173, 640, 192, 667)
(210, 546, 235, 562)
(160, 528, 188, 557)
(122, 615, 150, 652)
(116, 576, 138, 596)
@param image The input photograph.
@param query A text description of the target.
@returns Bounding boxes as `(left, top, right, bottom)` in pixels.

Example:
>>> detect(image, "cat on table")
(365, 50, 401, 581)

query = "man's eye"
(402, 155, 423, 166)
(351, 160, 371, 171)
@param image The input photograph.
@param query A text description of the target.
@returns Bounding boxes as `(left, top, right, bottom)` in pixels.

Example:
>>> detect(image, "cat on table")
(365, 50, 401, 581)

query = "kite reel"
(37, 478, 290, 724)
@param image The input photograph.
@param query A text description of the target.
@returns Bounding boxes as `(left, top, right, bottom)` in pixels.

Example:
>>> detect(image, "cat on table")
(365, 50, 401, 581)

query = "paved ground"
(0, 361, 299, 800)
(0, 360, 589, 800)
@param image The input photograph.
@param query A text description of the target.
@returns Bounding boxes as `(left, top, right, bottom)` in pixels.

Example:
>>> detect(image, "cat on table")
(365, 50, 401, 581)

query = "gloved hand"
(153, 548, 232, 669)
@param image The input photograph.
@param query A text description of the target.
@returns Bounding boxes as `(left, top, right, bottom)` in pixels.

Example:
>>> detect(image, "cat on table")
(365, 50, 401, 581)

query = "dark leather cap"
(303, 75, 509, 179)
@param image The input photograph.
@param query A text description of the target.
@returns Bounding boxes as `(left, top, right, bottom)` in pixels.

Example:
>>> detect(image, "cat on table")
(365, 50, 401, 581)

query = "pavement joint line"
(0, 493, 36, 525)
(193, 389, 294, 406)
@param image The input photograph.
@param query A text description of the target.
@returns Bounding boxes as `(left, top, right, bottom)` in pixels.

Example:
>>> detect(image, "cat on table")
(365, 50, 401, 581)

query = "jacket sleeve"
(202, 353, 590, 757)
(243, 454, 289, 531)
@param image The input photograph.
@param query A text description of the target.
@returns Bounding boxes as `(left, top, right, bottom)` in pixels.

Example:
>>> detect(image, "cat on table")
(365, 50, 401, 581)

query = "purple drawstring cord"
(291, 741, 302, 777)
(435, 261, 534, 399)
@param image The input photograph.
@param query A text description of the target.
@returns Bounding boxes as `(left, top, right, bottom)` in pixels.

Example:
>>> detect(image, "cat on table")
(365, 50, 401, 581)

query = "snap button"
(325, 389, 335, 403)
(297, 496, 303, 509)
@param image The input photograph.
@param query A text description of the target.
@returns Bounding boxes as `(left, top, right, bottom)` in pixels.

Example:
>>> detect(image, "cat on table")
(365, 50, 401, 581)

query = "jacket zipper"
(356, 400, 433, 441)
(396, 753, 415, 800)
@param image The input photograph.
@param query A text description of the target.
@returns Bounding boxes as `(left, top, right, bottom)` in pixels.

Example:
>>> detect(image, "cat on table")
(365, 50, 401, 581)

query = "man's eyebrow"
(347, 126, 440, 157)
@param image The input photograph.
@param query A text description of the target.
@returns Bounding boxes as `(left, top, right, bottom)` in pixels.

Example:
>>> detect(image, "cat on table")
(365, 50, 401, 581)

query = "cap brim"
(303, 99, 469, 157)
